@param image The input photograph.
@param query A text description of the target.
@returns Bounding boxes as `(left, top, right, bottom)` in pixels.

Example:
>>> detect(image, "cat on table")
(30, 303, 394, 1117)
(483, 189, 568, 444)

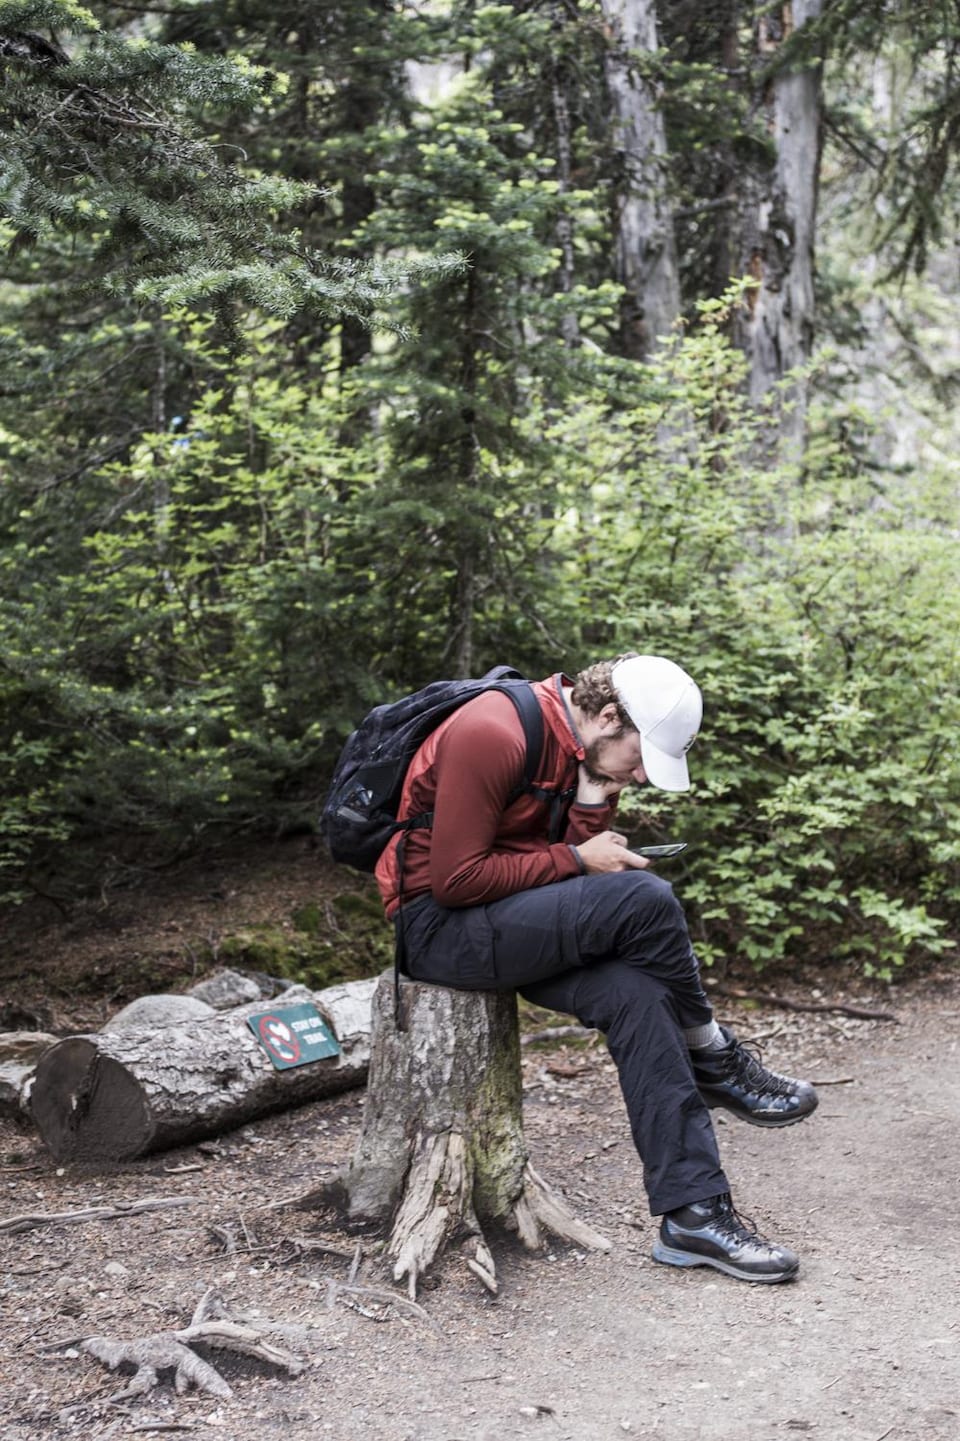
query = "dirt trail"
(3, 972, 958, 1441)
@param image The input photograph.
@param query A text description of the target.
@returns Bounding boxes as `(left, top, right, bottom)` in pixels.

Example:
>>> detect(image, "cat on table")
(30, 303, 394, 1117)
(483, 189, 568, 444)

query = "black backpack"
(321, 666, 559, 872)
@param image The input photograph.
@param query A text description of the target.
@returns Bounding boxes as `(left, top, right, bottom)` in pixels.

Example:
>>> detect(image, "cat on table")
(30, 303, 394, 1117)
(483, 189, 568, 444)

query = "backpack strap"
(503, 681, 575, 843)
(394, 680, 570, 1028)
(502, 680, 544, 805)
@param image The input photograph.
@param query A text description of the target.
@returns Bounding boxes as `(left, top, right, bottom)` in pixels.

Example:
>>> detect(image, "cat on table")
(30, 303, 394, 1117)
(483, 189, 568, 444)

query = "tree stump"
(325, 972, 610, 1298)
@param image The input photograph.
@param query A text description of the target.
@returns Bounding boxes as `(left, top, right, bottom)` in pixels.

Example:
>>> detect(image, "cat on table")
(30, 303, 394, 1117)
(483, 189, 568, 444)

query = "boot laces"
(713, 1194, 758, 1244)
(722, 1038, 794, 1098)
(713, 1195, 780, 1253)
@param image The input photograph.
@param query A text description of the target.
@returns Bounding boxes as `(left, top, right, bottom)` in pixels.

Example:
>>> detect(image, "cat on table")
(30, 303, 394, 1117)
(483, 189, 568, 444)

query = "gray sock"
(685, 1020, 724, 1051)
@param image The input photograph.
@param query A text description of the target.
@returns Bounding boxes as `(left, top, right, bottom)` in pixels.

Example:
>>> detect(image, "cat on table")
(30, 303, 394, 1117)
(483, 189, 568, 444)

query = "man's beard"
(582, 731, 627, 786)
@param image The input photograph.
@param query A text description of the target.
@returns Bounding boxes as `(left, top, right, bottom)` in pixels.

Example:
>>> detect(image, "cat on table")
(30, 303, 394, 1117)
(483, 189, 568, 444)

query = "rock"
(187, 969, 262, 1009)
(103, 995, 216, 1032)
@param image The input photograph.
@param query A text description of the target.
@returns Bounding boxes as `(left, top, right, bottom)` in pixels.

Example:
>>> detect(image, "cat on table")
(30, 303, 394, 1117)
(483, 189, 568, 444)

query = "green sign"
(246, 1003, 341, 1071)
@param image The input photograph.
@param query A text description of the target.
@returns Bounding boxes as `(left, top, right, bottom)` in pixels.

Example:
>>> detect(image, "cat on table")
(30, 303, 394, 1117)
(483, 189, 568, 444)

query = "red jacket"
(375, 674, 617, 915)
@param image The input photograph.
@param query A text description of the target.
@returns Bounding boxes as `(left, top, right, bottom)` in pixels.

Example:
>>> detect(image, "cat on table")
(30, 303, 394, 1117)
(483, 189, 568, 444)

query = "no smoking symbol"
(257, 1014, 301, 1065)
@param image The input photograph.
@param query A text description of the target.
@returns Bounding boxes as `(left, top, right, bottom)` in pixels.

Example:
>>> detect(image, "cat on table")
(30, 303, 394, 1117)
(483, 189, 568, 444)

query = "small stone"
(103, 995, 215, 1031)
(188, 969, 262, 1009)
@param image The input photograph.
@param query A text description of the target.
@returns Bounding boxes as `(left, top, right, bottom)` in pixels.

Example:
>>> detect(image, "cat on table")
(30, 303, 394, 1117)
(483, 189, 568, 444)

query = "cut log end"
(31, 1039, 154, 1162)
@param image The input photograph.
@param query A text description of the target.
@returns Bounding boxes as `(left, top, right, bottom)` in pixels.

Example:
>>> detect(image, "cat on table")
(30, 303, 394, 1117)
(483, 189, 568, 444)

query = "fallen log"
(30, 980, 376, 1164)
(0, 1031, 58, 1117)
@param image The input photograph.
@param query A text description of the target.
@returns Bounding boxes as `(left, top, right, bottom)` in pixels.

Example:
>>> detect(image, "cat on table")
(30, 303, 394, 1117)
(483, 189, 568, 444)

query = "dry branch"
(75, 1290, 304, 1401)
(708, 984, 898, 1023)
(521, 1025, 596, 1046)
(0, 1196, 192, 1235)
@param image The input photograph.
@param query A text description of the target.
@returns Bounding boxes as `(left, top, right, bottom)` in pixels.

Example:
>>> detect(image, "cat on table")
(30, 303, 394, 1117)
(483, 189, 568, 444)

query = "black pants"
(397, 871, 730, 1215)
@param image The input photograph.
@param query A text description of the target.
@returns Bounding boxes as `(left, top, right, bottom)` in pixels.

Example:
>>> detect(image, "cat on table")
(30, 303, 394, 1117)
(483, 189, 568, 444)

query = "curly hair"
(570, 652, 640, 726)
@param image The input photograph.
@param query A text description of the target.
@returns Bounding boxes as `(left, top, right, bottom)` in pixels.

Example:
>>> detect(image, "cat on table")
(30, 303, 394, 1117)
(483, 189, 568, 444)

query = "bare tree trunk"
(601, 0, 680, 357)
(551, 57, 581, 348)
(322, 974, 610, 1298)
(733, 0, 824, 457)
(450, 266, 480, 678)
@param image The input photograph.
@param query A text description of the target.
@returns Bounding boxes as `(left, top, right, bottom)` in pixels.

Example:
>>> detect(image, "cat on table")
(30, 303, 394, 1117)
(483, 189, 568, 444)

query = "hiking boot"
(692, 1025, 818, 1127)
(652, 1194, 799, 1284)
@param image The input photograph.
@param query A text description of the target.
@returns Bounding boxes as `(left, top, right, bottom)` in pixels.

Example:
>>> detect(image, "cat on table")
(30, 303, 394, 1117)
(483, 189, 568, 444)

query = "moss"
(291, 902, 322, 936)
(332, 890, 386, 922)
(218, 890, 394, 990)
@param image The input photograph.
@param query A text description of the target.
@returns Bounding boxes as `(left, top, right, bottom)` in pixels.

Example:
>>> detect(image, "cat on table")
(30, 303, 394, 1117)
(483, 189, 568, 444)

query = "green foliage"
(558, 297, 959, 977)
(0, 1, 957, 986)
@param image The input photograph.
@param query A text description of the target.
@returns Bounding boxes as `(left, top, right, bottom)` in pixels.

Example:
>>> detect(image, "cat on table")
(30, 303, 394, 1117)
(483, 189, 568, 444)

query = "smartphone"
(630, 842, 688, 859)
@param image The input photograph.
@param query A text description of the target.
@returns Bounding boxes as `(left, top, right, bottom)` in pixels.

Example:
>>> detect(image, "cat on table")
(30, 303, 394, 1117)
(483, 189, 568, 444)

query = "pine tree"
(0, 0, 450, 487)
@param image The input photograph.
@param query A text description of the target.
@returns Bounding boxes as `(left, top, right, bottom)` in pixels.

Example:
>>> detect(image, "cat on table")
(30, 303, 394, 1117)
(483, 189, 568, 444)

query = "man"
(375, 652, 817, 1283)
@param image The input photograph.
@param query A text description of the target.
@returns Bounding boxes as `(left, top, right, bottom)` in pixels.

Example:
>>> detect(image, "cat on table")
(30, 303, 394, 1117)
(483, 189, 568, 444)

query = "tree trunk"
(551, 55, 581, 348)
(733, 0, 823, 456)
(323, 974, 610, 1299)
(601, 0, 680, 357)
(30, 981, 376, 1164)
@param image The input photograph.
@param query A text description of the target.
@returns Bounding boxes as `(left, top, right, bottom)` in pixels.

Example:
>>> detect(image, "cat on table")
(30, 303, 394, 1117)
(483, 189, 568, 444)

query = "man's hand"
(575, 762, 623, 806)
(575, 830, 651, 874)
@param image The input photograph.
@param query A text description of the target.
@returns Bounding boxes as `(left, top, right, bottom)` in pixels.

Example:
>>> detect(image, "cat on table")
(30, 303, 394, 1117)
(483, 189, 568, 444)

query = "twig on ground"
(545, 1060, 592, 1077)
(743, 1025, 786, 1045)
(341, 1294, 392, 1321)
(127, 1424, 200, 1434)
(9, 1260, 69, 1275)
(347, 1241, 363, 1285)
(522, 1025, 597, 1046)
(306, 1273, 441, 1331)
(207, 1223, 237, 1256)
(1, 1197, 193, 1235)
(280, 1234, 358, 1263)
(707, 984, 898, 1023)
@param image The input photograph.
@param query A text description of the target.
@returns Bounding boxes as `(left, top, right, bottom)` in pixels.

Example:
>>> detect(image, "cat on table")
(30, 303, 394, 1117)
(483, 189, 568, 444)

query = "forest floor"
(1, 837, 958, 1441)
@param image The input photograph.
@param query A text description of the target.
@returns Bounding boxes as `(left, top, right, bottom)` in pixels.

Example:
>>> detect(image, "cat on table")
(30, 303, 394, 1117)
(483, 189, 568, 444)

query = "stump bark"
(30, 980, 376, 1163)
(326, 973, 610, 1297)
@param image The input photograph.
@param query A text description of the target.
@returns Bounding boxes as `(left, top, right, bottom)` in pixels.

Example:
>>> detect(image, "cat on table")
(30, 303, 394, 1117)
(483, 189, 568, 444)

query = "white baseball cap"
(610, 655, 702, 792)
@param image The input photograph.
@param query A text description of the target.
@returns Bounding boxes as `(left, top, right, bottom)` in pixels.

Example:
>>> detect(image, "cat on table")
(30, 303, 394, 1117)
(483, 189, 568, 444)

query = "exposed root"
(385, 1135, 610, 1300)
(388, 1130, 473, 1299)
(82, 1335, 234, 1401)
(1, 1196, 192, 1235)
(78, 1291, 304, 1401)
(462, 1235, 498, 1295)
(509, 1163, 611, 1254)
(706, 982, 898, 1023)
